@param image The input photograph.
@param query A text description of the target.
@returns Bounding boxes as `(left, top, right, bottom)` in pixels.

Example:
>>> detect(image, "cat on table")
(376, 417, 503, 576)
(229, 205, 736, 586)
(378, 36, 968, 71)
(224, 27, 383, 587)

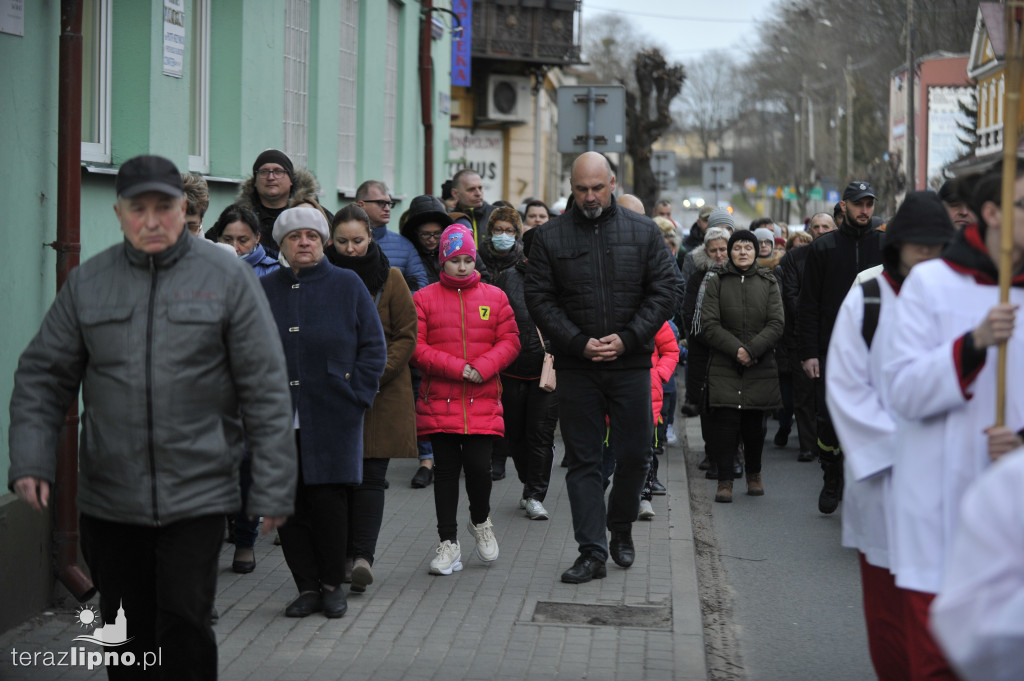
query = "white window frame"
(336, 0, 359, 195)
(284, 0, 310, 170)
(382, 1, 400, 189)
(188, 0, 211, 173)
(81, 0, 112, 164)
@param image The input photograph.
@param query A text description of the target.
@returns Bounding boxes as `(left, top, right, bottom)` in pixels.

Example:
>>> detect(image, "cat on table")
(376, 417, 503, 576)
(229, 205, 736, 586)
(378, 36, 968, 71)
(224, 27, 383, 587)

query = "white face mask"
(491, 233, 516, 252)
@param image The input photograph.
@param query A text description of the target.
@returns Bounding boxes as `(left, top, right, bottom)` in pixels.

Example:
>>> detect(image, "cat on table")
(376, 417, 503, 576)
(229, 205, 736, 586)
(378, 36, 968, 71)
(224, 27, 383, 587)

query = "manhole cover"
(532, 601, 671, 629)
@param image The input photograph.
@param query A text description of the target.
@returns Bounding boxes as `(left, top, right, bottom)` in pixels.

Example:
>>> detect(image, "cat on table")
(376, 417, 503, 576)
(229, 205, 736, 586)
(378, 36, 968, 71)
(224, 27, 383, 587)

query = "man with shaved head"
(525, 152, 682, 584)
(617, 194, 645, 214)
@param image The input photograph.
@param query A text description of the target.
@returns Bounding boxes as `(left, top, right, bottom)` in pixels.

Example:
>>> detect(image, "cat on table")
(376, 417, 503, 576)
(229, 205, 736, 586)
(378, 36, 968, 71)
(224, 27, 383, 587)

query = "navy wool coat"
(261, 257, 387, 484)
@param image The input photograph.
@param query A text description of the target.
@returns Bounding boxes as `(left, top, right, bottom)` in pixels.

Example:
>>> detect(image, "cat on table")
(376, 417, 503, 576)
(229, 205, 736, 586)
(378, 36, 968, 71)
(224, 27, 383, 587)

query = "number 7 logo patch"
(479, 306, 490, 320)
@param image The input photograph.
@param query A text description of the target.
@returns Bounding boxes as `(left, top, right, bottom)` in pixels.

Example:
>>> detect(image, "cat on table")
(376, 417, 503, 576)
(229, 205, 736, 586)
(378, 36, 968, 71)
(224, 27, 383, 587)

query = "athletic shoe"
(519, 497, 528, 509)
(467, 518, 499, 562)
(638, 499, 655, 519)
(523, 498, 549, 520)
(666, 424, 678, 445)
(429, 540, 463, 575)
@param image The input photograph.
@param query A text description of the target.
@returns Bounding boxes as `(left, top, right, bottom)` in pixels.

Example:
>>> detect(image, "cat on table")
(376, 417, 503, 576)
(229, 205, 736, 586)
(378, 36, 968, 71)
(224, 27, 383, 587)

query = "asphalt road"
(682, 411, 875, 681)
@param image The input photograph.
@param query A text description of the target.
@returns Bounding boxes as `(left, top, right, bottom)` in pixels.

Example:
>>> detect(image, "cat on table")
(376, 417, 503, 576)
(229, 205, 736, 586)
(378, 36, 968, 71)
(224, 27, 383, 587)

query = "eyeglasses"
(363, 199, 397, 209)
(256, 168, 288, 178)
(418, 231, 443, 241)
(491, 227, 516, 235)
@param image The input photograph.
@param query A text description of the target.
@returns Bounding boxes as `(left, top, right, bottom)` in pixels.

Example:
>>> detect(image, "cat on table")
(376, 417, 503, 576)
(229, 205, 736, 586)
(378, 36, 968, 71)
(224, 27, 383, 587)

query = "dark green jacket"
(698, 261, 784, 410)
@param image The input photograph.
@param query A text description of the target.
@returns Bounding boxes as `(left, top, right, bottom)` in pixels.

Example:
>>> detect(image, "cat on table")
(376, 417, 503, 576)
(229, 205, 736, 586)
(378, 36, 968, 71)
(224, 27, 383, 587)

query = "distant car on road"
(682, 196, 705, 209)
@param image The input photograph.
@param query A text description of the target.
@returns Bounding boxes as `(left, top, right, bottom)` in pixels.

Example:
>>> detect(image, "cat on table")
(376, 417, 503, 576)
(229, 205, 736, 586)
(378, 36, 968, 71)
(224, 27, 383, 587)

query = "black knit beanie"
(882, 191, 955, 274)
(252, 149, 294, 179)
(727, 229, 759, 267)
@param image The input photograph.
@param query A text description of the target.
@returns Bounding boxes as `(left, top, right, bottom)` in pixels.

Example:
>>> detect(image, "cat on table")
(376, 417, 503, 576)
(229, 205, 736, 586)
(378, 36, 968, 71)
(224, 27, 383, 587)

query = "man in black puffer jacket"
(797, 181, 885, 515)
(525, 152, 682, 584)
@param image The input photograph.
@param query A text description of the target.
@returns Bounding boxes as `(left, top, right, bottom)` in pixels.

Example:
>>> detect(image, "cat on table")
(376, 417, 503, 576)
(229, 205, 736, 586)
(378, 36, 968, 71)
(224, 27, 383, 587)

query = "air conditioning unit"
(486, 75, 532, 123)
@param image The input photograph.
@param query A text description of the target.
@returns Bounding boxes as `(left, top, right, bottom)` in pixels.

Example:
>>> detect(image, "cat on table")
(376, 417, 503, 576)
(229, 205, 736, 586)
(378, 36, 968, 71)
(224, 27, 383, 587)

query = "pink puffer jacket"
(650, 322, 680, 423)
(412, 273, 521, 437)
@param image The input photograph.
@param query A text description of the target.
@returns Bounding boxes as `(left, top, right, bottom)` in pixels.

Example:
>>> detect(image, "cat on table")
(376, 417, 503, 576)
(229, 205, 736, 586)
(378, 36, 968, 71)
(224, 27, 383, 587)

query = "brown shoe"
(746, 473, 764, 496)
(350, 558, 374, 593)
(714, 480, 733, 503)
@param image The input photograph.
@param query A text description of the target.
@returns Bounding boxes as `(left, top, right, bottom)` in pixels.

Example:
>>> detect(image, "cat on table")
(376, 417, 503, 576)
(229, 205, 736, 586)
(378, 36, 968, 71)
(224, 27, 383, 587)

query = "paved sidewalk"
(0, 437, 706, 680)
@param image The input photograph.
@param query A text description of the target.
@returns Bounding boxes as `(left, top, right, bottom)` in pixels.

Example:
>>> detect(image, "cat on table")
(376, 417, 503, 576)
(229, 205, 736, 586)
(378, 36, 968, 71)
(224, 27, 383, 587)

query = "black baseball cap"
(843, 181, 876, 202)
(116, 155, 183, 198)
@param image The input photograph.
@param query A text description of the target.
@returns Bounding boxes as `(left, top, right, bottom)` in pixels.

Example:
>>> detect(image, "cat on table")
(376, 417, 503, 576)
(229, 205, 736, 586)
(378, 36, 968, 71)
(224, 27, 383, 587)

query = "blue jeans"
(559, 368, 652, 562)
(411, 368, 433, 462)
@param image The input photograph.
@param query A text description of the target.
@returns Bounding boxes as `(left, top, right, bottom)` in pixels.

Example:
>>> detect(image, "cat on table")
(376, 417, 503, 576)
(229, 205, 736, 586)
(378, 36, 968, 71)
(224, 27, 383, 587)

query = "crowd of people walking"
(9, 143, 1024, 681)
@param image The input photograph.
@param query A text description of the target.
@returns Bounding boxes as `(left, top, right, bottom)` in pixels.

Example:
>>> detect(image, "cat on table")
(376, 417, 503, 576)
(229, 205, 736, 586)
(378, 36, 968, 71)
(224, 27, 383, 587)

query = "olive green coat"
(698, 261, 784, 410)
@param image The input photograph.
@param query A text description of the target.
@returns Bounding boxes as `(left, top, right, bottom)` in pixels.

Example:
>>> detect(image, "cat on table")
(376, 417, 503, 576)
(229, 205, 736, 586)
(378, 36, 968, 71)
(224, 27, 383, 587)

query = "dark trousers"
(495, 375, 559, 502)
(348, 458, 390, 564)
(708, 407, 767, 480)
(814, 368, 841, 461)
(232, 455, 258, 548)
(791, 348, 817, 453)
(777, 372, 794, 432)
(79, 513, 222, 681)
(279, 442, 349, 592)
(431, 433, 493, 542)
(559, 368, 652, 562)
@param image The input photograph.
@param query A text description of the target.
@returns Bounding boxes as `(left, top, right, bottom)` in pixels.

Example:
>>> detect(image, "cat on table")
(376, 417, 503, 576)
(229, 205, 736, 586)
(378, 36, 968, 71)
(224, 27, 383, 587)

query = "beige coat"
(363, 267, 418, 458)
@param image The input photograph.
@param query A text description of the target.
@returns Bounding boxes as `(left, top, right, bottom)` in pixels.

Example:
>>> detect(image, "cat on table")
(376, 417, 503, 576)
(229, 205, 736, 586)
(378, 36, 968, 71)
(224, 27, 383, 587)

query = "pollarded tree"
(626, 49, 686, 214)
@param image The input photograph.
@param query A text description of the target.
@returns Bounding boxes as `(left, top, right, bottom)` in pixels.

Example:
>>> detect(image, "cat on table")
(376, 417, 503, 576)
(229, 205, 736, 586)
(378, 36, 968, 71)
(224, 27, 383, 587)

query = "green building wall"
(0, 0, 451, 633)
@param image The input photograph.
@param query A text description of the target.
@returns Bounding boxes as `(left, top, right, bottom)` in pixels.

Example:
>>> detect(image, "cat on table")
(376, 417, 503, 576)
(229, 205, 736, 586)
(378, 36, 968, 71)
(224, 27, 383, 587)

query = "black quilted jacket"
(524, 202, 683, 371)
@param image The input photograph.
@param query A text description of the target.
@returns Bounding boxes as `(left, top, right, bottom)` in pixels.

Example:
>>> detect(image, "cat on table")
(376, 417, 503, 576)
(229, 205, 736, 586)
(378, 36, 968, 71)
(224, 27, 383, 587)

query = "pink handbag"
(536, 327, 556, 392)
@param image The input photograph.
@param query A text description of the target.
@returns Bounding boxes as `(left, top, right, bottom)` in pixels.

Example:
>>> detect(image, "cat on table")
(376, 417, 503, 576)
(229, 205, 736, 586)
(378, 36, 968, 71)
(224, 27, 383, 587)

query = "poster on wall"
(447, 128, 504, 201)
(927, 86, 973, 185)
(0, 0, 24, 36)
(162, 0, 185, 78)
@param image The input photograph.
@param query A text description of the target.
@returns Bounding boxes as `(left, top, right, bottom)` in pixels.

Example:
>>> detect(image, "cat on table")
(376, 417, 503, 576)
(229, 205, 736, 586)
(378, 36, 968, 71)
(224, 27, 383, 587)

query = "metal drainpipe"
(52, 0, 96, 603)
(419, 0, 435, 195)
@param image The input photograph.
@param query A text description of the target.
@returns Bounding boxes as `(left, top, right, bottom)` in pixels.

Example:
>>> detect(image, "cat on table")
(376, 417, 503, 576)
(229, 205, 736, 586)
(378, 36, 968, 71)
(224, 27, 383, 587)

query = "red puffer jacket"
(650, 322, 680, 423)
(412, 272, 521, 437)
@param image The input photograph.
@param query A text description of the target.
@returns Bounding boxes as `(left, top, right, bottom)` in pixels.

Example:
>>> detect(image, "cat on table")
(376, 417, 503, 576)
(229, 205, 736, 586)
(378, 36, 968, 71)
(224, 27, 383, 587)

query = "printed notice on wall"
(0, 0, 25, 37)
(162, 0, 185, 78)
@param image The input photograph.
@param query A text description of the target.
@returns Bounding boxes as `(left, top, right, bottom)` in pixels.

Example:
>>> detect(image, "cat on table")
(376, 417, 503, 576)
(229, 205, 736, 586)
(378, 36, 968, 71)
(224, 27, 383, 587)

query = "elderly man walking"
(8, 155, 297, 680)
(525, 152, 681, 583)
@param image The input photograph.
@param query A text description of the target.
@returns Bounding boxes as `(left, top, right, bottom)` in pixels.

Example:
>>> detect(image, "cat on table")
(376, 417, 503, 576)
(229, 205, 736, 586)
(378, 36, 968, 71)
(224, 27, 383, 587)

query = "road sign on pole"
(702, 160, 733, 205)
(556, 85, 626, 154)
(652, 151, 676, 191)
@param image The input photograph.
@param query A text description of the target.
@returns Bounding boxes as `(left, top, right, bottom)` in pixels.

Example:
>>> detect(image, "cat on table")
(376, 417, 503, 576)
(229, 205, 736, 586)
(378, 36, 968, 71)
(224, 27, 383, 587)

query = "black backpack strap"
(861, 278, 882, 348)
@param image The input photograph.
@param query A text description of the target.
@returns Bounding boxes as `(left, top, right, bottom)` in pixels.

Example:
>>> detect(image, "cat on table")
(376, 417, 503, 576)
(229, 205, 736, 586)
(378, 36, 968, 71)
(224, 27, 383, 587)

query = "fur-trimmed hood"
(690, 245, 719, 273)
(237, 167, 327, 214)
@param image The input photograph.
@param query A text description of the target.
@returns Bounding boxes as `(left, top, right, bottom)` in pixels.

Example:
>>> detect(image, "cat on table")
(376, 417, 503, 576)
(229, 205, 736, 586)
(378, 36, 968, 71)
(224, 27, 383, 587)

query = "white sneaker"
(666, 424, 678, 445)
(639, 499, 655, 520)
(467, 518, 499, 562)
(518, 497, 528, 510)
(429, 540, 463, 575)
(523, 498, 550, 520)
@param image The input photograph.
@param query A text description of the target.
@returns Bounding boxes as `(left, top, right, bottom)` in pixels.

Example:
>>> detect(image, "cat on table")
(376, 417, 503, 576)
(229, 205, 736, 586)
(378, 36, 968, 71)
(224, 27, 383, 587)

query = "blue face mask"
(491, 233, 516, 252)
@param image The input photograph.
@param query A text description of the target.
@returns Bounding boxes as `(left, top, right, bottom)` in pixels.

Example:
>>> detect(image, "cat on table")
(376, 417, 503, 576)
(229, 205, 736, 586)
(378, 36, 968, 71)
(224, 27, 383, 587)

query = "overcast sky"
(581, 1, 779, 67)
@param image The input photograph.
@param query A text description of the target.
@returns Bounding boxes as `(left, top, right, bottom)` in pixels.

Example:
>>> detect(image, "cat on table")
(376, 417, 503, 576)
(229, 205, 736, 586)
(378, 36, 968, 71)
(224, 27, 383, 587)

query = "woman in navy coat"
(261, 206, 386, 619)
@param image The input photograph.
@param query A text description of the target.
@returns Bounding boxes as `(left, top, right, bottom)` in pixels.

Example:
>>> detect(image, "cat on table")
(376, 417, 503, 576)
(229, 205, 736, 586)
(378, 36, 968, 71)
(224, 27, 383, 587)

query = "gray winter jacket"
(8, 230, 297, 526)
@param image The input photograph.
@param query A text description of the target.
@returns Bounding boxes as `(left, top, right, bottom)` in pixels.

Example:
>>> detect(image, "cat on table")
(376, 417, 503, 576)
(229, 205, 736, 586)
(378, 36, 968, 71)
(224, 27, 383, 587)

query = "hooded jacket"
(697, 260, 784, 410)
(797, 219, 885, 361)
(524, 201, 683, 371)
(237, 168, 333, 256)
(412, 273, 520, 437)
(400, 195, 490, 284)
(8, 229, 298, 524)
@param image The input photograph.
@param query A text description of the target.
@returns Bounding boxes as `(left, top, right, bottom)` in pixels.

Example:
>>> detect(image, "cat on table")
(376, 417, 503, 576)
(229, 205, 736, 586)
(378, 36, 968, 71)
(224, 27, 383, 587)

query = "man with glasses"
(238, 149, 333, 257)
(798, 182, 885, 514)
(355, 180, 428, 291)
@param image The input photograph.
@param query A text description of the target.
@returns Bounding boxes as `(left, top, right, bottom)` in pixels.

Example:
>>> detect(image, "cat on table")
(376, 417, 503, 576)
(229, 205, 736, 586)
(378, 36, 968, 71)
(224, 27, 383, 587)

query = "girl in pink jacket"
(412, 224, 520, 575)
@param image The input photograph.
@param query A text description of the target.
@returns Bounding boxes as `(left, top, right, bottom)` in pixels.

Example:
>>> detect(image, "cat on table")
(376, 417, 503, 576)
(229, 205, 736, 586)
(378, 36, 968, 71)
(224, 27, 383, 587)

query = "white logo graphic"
(72, 601, 133, 647)
(859, 183, 867, 190)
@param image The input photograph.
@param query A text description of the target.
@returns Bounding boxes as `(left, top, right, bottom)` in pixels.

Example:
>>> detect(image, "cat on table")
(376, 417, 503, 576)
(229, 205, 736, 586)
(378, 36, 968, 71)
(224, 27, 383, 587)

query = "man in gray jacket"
(8, 155, 297, 680)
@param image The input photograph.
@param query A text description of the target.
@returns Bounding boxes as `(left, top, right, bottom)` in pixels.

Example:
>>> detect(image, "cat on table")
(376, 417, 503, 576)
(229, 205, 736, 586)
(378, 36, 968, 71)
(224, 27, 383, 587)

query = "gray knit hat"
(706, 208, 734, 230)
(273, 205, 330, 245)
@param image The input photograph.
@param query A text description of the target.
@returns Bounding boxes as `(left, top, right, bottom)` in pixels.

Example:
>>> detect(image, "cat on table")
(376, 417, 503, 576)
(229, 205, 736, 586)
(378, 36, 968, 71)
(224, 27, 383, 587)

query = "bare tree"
(626, 49, 686, 212)
(681, 50, 741, 159)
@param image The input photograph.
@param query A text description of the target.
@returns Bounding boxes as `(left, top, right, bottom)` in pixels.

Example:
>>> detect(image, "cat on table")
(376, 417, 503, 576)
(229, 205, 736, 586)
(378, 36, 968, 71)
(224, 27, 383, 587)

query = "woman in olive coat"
(696, 230, 784, 503)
